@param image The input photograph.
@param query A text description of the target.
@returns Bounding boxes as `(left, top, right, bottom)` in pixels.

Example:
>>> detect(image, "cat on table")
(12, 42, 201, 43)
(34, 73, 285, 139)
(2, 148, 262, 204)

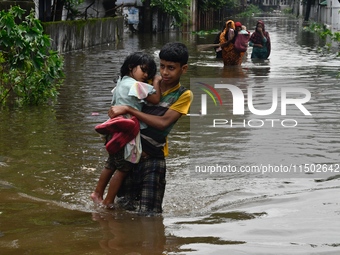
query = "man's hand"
(108, 105, 129, 118)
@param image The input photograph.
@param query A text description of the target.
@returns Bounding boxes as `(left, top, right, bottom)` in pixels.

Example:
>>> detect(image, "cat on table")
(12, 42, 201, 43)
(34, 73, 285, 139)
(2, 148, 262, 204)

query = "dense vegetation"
(0, 6, 64, 107)
(305, 22, 340, 56)
(146, 0, 237, 25)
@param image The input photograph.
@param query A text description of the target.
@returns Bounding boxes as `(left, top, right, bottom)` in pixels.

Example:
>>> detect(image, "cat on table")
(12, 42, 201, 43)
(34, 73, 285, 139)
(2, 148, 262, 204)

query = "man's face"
(159, 59, 187, 87)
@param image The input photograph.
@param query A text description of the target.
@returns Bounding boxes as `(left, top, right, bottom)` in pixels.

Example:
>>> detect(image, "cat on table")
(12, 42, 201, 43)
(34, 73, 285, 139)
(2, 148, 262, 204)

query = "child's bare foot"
(90, 192, 103, 204)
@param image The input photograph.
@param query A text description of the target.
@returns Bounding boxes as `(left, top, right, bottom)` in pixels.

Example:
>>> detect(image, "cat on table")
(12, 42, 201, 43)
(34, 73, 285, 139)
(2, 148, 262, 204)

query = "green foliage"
(237, 4, 262, 17)
(147, 0, 191, 25)
(198, 0, 232, 11)
(0, 6, 64, 107)
(144, 0, 239, 26)
(306, 23, 340, 42)
(304, 22, 340, 56)
(283, 7, 293, 14)
(64, 0, 84, 20)
(192, 29, 220, 35)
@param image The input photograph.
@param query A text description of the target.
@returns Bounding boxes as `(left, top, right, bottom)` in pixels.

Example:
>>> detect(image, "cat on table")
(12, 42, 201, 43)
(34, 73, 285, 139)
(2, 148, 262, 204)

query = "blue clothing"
(111, 76, 156, 129)
(109, 75, 156, 163)
(111, 76, 155, 112)
(249, 37, 269, 59)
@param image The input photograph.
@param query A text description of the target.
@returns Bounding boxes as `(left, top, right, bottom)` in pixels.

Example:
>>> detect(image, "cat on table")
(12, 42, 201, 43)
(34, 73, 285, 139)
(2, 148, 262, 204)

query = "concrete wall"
(297, 0, 340, 32)
(306, 2, 340, 32)
(43, 16, 124, 53)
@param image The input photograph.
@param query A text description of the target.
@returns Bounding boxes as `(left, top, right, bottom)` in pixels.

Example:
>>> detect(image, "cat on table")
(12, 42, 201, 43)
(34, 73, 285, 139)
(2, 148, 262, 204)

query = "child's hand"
(108, 105, 129, 118)
(147, 75, 161, 104)
(152, 75, 162, 86)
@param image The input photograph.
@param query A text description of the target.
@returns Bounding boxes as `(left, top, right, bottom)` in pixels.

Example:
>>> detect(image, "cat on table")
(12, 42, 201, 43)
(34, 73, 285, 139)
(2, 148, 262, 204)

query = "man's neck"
(160, 81, 179, 93)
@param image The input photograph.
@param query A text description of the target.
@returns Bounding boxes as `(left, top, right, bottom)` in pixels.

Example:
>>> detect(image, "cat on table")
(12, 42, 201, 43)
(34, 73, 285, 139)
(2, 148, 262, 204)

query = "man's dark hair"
(159, 42, 189, 66)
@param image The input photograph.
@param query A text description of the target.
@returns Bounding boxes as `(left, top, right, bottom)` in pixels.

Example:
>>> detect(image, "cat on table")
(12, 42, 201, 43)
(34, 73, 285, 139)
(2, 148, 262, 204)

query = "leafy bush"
(283, 7, 293, 15)
(192, 29, 220, 35)
(198, 0, 235, 11)
(0, 6, 64, 107)
(145, 0, 191, 26)
(237, 4, 262, 18)
(304, 22, 340, 57)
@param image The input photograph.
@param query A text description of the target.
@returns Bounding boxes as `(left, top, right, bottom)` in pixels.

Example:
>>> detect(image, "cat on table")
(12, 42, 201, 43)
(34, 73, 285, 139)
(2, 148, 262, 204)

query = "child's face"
(159, 60, 187, 87)
(130, 65, 149, 82)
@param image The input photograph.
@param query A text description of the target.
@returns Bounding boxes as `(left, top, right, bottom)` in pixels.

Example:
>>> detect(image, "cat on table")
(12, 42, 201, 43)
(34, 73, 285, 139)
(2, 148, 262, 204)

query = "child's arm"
(145, 75, 161, 104)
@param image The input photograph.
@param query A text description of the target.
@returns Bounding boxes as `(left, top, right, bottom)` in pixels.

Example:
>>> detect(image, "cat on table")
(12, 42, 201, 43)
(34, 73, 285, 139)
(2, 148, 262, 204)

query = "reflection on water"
(92, 212, 166, 254)
(1, 15, 340, 254)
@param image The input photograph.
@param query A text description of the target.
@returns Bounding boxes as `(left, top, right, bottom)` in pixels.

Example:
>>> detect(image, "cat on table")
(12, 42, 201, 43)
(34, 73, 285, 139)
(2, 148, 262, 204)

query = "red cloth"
(235, 22, 242, 27)
(95, 116, 140, 154)
(95, 115, 136, 134)
(235, 33, 250, 52)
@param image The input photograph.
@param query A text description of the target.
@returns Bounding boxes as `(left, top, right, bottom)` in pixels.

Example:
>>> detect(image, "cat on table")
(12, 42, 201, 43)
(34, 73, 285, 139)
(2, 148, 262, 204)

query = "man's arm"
(108, 105, 182, 131)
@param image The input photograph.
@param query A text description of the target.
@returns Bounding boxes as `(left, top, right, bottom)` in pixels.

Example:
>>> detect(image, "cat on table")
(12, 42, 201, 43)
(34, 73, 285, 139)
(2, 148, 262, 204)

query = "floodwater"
(1, 15, 340, 254)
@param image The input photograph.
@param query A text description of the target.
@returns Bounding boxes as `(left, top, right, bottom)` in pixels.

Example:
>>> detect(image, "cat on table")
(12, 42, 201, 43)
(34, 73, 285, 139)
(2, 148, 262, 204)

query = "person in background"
(239, 25, 250, 62)
(249, 20, 271, 59)
(219, 20, 245, 65)
(241, 25, 250, 34)
(234, 24, 250, 62)
(213, 24, 225, 59)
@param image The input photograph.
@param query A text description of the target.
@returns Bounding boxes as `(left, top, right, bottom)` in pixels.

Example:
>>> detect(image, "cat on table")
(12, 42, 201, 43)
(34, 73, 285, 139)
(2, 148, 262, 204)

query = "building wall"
(43, 16, 124, 53)
(308, 0, 340, 31)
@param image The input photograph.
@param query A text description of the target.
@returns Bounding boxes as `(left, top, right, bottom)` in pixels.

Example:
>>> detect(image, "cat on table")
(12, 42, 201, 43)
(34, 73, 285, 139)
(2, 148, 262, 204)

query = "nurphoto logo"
(191, 78, 312, 128)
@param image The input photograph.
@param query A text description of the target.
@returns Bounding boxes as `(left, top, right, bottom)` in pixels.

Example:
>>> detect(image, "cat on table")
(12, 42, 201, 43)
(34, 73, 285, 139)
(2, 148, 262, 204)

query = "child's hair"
(241, 25, 247, 30)
(120, 52, 157, 80)
(159, 42, 188, 67)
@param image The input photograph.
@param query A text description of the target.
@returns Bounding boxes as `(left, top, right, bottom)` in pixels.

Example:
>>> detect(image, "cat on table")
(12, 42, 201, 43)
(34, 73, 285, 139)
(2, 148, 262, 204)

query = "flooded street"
(1, 15, 340, 254)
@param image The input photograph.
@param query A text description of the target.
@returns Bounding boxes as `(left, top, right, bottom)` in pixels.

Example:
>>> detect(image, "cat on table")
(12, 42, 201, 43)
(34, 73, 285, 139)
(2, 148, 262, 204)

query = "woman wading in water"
(219, 20, 245, 66)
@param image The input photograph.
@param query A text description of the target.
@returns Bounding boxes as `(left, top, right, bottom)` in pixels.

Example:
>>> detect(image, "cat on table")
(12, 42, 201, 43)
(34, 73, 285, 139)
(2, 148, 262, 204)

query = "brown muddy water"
(0, 15, 340, 255)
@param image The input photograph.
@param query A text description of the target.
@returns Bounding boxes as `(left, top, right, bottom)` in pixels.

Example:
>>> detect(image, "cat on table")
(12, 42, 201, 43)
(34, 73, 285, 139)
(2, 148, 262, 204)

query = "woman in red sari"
(219, 20, 245, 66)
